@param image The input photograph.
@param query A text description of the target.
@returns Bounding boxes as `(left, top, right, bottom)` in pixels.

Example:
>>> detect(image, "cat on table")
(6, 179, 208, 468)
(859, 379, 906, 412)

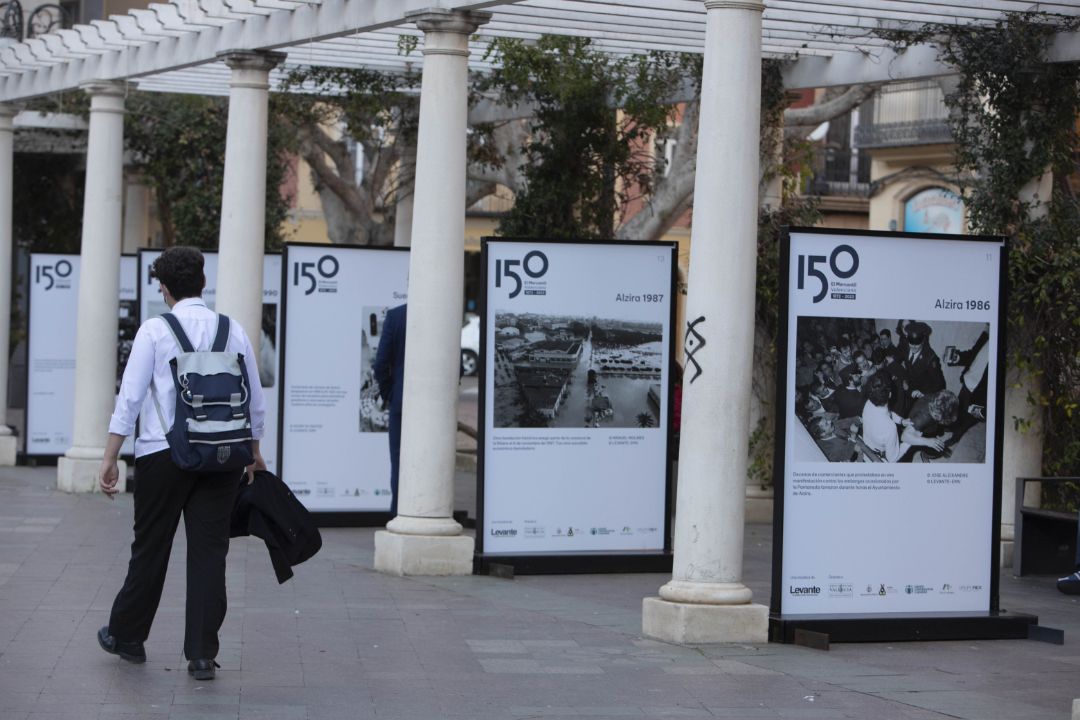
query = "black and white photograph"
(791, 316, 990, 464)
(116, 299, 138, 393)
(358, 305, 390, 433)
(492, 312, 664, 429)
(259, 302, 277, 388)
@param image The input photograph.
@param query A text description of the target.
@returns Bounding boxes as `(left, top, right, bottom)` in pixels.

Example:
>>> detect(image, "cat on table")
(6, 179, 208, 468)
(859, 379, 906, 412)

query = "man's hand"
(99, 458, 120, 500)
(911, 389, 924, 399)
(245, 451, 268, 485)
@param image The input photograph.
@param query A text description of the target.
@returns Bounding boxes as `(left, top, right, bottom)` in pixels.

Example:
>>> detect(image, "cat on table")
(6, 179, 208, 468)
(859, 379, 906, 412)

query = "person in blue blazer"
(373, 304, 406, 516)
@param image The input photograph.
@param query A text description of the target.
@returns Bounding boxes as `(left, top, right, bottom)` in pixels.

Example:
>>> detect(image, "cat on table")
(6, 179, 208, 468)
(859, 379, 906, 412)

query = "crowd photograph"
(791, 316, 991, 464)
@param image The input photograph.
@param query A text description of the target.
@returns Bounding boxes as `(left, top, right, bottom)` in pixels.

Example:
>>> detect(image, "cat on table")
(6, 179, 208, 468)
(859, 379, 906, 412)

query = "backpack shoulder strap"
(160, 313, 195, 353)
(211, 314, 231, 353)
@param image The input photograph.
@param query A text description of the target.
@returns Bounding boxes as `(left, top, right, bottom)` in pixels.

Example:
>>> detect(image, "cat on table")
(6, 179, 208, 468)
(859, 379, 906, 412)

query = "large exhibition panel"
(770, 228, 1033, 641)
(26, 255, 136, 457)
(278, 244, 409, 516)
(477, 238, 676, 573)
(138, 250, 282, 473)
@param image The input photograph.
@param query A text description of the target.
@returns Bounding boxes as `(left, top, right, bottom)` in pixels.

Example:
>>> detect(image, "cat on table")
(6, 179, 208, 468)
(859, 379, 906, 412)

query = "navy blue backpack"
(152, 313, 254, 472)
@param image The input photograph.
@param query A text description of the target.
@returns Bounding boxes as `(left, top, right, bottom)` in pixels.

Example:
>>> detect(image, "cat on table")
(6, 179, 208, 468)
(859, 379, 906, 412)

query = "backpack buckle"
(192, 395, 208, 420)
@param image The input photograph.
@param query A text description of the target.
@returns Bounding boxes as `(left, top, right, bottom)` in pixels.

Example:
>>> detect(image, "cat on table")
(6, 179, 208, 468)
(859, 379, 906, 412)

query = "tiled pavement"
(1, 464, 1078, 720)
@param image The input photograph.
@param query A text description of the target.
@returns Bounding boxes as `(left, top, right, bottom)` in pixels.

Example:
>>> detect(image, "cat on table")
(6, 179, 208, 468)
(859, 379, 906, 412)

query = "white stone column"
(0, 106, 19, 465)
(122, 177, 150, 254)
(642, 0, 769, 644)
(394, 145, 416, 248)
(215, 50, 285, 354)
(374, 9, 489, 576)
(58, 82, 128, 492)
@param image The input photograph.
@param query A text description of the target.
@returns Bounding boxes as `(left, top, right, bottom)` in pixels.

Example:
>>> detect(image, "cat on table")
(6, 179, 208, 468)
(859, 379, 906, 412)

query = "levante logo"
(797, 244, 859, 303)
(495, 250, 549, 299)
(789, 585, 821, 595)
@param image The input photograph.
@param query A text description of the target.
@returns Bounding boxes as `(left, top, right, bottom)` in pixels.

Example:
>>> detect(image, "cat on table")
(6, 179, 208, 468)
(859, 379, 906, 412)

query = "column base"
(57, 455, 127, 494)
(642, 596, 768, 645)
(373, 529, 474, 576)
(0, 434, 16, 466)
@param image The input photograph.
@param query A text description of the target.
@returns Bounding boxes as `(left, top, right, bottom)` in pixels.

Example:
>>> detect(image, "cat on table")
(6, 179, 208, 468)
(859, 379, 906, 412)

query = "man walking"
(97, 246, 266, 680)
(373, 304, 406, 516)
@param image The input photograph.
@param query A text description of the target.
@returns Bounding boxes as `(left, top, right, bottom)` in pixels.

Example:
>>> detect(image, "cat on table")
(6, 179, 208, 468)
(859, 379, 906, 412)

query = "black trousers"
(388, 410, 401, 516)
(108, 450, 239, 660)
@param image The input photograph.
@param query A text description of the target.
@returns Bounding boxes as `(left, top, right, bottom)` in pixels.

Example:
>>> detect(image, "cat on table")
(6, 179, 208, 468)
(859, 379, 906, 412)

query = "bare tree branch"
(467, 118, 529, 193)
(784, 84, 879, 127)
(616, 97, 699, 240)
(296, 125, 368, 218)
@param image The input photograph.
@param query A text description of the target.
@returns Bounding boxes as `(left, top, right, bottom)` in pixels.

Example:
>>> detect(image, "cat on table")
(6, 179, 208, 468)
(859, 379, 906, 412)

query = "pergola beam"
(3, 0, 1080, 102)
(0, 0, 443, 100)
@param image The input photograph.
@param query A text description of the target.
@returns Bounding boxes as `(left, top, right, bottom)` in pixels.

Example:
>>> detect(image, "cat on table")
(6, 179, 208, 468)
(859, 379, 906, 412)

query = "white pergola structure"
(2, 0, 1079, 643)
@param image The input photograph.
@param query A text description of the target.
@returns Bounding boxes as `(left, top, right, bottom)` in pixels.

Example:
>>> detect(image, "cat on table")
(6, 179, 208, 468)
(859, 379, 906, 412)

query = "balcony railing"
(855, 80, 953, 149)
(808, 145, 871, 198)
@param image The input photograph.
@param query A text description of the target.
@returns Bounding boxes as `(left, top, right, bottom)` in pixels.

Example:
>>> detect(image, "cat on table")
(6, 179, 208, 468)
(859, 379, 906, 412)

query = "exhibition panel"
(278, 243, 409, 516)
(138, 250, 282, 473)
(26, 255, 136, 457)
(477, 238, 676, 573)
(770, 228, 1035, 641)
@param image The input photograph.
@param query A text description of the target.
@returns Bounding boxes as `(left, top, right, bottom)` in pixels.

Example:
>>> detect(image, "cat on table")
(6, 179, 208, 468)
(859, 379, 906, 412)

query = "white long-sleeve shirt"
(109, 297, 266, 458)
(860, 400, 907, 463)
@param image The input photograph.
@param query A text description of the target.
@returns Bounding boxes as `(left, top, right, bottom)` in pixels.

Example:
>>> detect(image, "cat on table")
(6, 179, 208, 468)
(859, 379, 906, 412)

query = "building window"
(903, 187, 964, 234)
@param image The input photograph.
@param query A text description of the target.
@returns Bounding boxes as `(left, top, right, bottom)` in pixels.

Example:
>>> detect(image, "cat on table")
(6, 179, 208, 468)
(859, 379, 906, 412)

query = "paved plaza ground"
(1, 459, 1078, 720)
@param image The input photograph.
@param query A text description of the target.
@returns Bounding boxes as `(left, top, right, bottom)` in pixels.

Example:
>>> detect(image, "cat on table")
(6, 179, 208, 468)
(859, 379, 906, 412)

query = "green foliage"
(749, 199, 822, 491)
(125, 92, 290, 250)
(750, 62, 824, 489)
(13, 153, 84, 253)
(882, 12, 1080, 476)
(746, 416, 774, 491)
(1041, 480, 1080, 514)
(279, 65, 421, 147)
(480, 35, 694, 239)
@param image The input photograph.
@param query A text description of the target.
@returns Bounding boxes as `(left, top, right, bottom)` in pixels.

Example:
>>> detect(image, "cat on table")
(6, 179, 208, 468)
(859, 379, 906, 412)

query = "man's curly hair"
(928, 390, 959, 425)
(150, 246, 205, 300)
(866, 373, 892, 408)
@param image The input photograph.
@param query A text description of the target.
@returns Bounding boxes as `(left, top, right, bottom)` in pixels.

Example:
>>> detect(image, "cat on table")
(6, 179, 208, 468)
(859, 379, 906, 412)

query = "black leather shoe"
(187, 659, 219, 681)
(97, 626, 146, 664)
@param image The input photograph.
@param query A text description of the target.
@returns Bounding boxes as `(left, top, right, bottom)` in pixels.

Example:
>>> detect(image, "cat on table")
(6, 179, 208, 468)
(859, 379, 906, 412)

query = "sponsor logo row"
(788, 581, 984, 598)
(291, 487, 392, 498)
(488, 524, 659, 539)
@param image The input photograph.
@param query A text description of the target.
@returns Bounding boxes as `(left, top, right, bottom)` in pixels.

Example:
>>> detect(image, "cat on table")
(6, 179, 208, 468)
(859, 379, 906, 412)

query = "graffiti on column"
(685, 316, 706, 384)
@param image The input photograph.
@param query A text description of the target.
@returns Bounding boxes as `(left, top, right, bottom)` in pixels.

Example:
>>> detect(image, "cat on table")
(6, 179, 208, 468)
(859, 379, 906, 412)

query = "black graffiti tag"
(685, 316, 706, 384)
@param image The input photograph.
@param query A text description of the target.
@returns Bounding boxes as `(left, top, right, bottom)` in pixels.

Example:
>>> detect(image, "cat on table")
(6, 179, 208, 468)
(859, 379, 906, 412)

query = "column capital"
(406, 8, 491, 36)
(80, 80, 128, 98)
(0, 105, 18, 132)
(703, 0, 764, 11)
(217, 49, 287, 73)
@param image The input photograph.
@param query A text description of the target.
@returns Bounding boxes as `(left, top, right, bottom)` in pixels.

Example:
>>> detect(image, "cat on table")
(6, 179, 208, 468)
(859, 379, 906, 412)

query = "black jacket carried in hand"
(231, 470, 322, 583)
